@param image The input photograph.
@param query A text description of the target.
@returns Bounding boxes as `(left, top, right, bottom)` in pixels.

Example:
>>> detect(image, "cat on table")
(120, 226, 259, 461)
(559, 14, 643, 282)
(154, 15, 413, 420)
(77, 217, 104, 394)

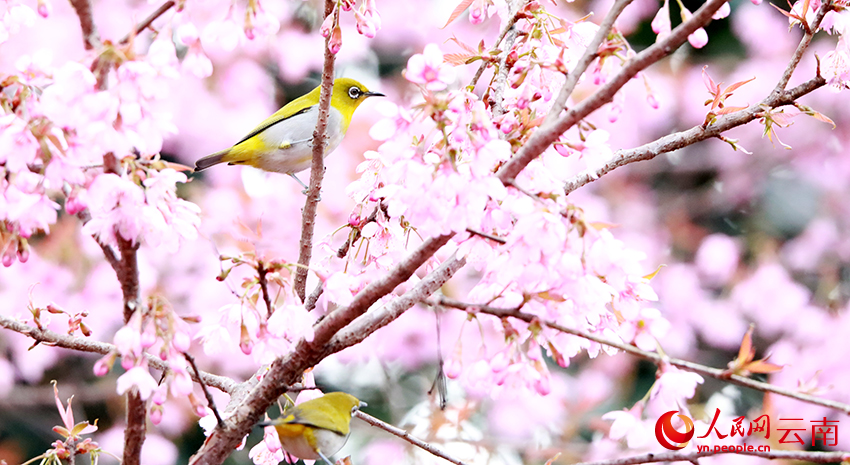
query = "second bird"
(194, 78, 383, 190)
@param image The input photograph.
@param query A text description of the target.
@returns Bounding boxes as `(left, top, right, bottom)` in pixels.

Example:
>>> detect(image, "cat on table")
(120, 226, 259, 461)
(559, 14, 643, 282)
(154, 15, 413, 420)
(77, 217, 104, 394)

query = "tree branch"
(293, 0, 339, 302)
(68, 0, 100, 50)
(0, 314, 237, 393)
(188, 233, 455, 465)
(543, 0, 635, 126)
(563, 75, 826, 194)
(326, 254, 465, 353)
(772, 0, 832, 93)
(119, 0, 176, 44)
(436, 298, 850, 415)
(354, 411, 472, 465)
(496, 0, 728, 185)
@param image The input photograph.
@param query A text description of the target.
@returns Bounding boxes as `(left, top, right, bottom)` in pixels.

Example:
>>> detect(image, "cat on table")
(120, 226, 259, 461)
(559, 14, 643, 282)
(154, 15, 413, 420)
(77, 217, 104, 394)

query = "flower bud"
(328, 26, 342, 54)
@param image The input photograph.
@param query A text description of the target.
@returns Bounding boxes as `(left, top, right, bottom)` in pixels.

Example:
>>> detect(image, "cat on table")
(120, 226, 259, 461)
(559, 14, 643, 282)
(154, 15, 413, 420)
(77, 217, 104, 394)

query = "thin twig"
(574, 449, 850, 465)
(354, 411, 471, 465)
(496, 0, 728, 185)
(185, 353, 225, 428)
(469, 8, 522, 89)
(543, 0, 635, 126)
(293, 0, 338, 302)
(436, 298, 850, 415)
(257, 261, 274, 316)
(0, 314, 237, 393)
(772, 0, 832, 93)
(119, 0, 176, 44)
(562, 75, 826, 194)
(464, 228, 506, 244)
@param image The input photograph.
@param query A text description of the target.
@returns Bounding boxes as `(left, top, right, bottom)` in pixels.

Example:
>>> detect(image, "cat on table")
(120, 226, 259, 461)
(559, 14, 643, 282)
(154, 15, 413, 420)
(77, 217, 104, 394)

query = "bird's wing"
(234, 106, 313, 146)
(283, 408, 349, 436)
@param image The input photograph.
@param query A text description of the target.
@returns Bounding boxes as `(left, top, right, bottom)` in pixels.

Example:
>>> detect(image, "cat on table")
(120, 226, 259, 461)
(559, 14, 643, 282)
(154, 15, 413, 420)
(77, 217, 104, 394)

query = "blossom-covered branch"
(438, 298, 850, 414)
(543, 0, 635, 126)
(0, 315, 236, 393)
(497, 0, 729, 184)
(189, 234, 454, 465)
(563, 74, 826, 194)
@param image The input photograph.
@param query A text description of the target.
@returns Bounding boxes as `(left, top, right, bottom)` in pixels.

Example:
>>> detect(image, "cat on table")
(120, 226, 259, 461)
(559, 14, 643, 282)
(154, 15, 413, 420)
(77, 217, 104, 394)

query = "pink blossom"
(602, 405, 652, 448)
(82, 173, 147, 246)
(469, 0, 487, 24)
(355, 10, 377, 38)
(4, 2, 36, 34)
(248, 430, 285, 465)
(405, 44, 456, 91)
(823, 37, 850, 91)
(201, 19, 241, 51)
(651, 366, 704, 407)
(651, 0, 671, 42)
(116, 366, 158, 400)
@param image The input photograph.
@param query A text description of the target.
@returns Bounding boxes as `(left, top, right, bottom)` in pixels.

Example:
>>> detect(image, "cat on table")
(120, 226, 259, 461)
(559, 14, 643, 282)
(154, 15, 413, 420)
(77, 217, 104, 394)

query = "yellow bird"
(260, 392, 366, 464)
(194, 78, 383, 190)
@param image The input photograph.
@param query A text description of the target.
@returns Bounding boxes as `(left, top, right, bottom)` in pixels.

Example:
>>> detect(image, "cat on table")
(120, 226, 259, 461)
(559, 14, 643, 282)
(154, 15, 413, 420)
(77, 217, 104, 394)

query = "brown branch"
(496, 0, 728, 185)
(257, 261, 274, 316)
(772, 0, 832, 93)
(464, 228, 506, 244)
(326, 254, 465, 353)
(543, 0, 635, 126)
(293, 0, 339, 302)
(560, 1, 832, 195)
(119, 0, 176, 44)
(354, 411, 472, 465)
(187, 234, 454, 465)
(562, 75, 826, 194)
(574, 449, 850, 465)
(437, 298, 850, 415)
(185, 353, 225, 428)
(68, 0, 100, 49)
(0, 314, 237, 393)
(310, 234, 454, 347)
(98, 153, 147, 465)
(123, 390, 146, 465)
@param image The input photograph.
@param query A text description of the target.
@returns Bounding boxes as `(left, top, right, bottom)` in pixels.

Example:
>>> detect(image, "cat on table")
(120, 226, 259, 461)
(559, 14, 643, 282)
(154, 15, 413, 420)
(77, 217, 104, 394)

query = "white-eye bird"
(259, 392, 366, 464)
(194, 78, 383, 189)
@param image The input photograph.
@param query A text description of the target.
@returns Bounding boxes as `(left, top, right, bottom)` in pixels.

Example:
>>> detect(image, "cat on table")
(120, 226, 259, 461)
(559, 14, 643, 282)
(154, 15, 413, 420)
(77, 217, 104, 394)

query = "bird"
(260, 392, 366, 464)
(194, 78, 384, 190)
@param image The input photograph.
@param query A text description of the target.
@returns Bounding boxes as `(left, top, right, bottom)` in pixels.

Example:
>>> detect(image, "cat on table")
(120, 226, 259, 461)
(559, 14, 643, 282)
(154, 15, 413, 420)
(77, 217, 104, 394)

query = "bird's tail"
(194, 150, 229, 172)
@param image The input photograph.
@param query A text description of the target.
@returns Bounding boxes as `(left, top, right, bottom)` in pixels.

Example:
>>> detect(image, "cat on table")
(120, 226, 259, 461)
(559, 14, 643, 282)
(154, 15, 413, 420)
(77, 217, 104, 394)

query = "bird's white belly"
(256, 106, 345, 174)
(278, 428, 349, 460)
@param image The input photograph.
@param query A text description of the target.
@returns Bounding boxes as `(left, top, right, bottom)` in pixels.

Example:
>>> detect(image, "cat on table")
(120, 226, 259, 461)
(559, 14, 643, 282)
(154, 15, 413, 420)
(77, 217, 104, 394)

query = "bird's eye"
(348, 87, 362, 99)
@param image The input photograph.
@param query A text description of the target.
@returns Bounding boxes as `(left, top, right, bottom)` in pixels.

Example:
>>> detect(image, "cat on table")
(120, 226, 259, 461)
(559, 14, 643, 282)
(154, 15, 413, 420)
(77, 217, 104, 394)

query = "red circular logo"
(655, 410, 695, 450)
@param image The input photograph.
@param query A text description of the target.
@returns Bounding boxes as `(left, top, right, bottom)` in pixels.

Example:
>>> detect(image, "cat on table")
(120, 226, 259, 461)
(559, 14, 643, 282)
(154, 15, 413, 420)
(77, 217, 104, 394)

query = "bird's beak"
(365, 91, 384, 98)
